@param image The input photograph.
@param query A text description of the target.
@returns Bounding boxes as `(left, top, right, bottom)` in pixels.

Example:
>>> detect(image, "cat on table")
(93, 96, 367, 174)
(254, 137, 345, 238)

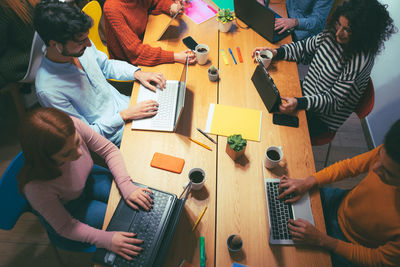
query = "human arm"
(278, 148, 380, 201)
(314, 146, 380, 186)
(36, 89, 125, 142)
(103, 6, 175, 66)
(293, 0, 333, 38)
(275, 33, 321, 64)
(73, 117, 152, 211)
(288, 218, 400, 266)
(277, 175, 317, 203)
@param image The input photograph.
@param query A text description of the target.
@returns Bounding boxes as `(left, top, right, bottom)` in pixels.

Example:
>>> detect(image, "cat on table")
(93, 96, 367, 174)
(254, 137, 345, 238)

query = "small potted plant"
(226, 134, 247, 160)
(216, 8, 235, 33)
(208, 65, 219, 82)
(227, 234, 243, 252)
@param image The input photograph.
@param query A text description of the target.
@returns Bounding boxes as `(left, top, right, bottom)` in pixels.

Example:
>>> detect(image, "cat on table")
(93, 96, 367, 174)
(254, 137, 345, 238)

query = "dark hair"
(326, 0, 396, 59)
(33, 0, 92, 45)
(17, 108, 76, 193)
(384, 119, 400, 165)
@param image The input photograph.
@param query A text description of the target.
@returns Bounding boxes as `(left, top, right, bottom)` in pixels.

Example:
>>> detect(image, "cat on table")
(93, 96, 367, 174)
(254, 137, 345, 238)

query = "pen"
(188, 137, 212, 151)
(228, 48, 237, 64)
(196, 128, 217, 144)
(192, 206, 208, 231)
(236, 46, 243, 63)
(200, 236, 205, 267)
(221, 49, 229, 65)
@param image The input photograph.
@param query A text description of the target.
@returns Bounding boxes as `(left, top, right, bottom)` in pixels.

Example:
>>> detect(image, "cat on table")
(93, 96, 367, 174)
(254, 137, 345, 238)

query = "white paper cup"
(264, 146, 283, 169)
(256, 50, 273, 69)
(195, 44, 209, 65)
(188, 168, 206, 190)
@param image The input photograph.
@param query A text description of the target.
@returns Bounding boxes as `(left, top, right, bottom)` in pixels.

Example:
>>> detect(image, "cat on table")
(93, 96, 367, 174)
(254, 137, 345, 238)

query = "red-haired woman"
(18, 107, 152, 260)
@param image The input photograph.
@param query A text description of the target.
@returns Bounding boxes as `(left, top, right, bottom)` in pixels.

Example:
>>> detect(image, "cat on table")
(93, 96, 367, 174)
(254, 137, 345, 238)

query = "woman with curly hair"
(252, 0, 396, 137)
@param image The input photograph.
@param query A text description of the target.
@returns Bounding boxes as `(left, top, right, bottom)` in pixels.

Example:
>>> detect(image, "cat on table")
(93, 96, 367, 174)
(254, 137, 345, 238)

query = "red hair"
(17, 108, 76, 192)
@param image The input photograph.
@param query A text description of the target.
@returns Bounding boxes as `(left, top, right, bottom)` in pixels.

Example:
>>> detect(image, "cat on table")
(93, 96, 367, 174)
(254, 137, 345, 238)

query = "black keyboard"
(112, 190, 173, 267)
(266, 181, 294, 240)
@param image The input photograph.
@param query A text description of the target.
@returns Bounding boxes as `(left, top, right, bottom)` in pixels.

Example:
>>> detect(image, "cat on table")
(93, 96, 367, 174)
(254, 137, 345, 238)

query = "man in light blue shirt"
(34, 1, 166, 146)
(265, 0, 334, 41)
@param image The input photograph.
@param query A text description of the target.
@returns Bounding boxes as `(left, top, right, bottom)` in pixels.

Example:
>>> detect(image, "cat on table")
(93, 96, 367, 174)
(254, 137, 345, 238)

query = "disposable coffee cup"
(264, 146, 283, 169)
(256, 50, 273, 69)
(195, 44, 209, 65)
(188, 168, 206, 190)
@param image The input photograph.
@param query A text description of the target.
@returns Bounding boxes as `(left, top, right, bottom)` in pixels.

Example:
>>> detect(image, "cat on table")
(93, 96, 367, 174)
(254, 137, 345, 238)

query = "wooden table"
(102, 12, 219, 267)
(100, 2, 331, 267)
(215, 3, 331, 266)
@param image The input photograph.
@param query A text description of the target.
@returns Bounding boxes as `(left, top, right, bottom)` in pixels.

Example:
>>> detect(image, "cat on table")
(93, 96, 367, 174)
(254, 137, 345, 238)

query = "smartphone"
(273, 113, 299, 128)
(182, 36, 198, 51)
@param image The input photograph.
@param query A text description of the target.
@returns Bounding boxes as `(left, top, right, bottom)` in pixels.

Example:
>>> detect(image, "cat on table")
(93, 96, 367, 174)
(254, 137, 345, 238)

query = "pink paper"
(184, 0, 217, 24)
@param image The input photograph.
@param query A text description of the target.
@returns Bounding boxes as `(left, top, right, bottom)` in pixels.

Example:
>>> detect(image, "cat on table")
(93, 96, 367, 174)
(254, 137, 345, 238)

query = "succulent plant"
(227, 134, 247, 152)
(208, 65, 218, 74)
(216, 8, 235, 24)
(231, 235, 242, 248)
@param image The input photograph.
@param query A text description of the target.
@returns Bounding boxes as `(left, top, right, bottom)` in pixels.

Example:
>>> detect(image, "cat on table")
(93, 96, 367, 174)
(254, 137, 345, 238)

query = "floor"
(0, 89, 369, 266)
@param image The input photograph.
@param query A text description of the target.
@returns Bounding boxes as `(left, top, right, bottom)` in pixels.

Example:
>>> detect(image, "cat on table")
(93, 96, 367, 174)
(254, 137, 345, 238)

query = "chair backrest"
(355, 78, 375, 119)
(82, 1, 109, 57)
(0, 152, 29, 230)
(19, 32, 45, 83)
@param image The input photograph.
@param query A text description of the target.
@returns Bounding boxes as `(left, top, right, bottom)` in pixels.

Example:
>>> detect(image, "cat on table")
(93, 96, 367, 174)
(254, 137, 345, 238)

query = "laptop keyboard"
(151, 84, 178, 129)
(113, 190, 173, 267)
(266, 181, 294, 240)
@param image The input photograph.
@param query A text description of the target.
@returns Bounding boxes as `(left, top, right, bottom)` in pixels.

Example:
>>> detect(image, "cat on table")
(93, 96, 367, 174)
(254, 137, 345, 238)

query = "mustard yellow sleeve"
(314, 146, 381, 186)
(334, 238, 400, 267)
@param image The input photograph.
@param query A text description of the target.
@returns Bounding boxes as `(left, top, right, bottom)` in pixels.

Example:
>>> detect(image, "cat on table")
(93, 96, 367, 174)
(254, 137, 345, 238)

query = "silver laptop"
(131, 58, 188, 132)
(262, 164, 314, 245)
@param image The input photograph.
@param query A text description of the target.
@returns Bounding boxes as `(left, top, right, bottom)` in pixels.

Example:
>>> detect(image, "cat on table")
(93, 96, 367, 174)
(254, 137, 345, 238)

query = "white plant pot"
(218, 21, 232, 33)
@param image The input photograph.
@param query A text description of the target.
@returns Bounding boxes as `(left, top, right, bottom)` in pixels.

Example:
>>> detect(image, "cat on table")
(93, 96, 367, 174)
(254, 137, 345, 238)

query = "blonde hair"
(1, 0, 40, 24)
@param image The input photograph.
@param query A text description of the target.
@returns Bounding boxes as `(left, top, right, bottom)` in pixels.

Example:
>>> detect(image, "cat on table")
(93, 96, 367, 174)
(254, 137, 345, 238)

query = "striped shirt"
(277, 32, 374, 132)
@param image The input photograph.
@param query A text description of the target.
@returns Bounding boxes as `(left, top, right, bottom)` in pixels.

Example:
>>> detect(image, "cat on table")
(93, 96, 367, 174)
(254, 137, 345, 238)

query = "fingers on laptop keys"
(143, 100, 159, 112)
(112, 232, 143, 260)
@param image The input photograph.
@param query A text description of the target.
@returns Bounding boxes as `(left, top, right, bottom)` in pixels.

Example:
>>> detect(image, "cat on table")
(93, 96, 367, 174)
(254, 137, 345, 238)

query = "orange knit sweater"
(103, 0, 175, 66)
(314, 146, 400, 266)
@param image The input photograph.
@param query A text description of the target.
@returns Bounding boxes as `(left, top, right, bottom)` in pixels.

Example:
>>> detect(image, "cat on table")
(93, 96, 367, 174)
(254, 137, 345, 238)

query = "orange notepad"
(150, 152, 185, 174)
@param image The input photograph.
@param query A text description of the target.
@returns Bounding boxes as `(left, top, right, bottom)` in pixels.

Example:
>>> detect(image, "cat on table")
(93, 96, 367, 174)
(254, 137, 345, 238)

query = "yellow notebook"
(205, 103, 262, 141)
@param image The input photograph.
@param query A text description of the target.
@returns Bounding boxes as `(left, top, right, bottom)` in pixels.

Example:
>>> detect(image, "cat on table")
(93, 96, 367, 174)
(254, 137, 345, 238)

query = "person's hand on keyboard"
(120, 100, 159, 120)
(288, 218, 333, 247)
(126, 187, 154, 211)
(111, 232, 144, 260)
(134, 70, 166, 92)
(277, 175, 317, 203)
(274, 18, 298, 34)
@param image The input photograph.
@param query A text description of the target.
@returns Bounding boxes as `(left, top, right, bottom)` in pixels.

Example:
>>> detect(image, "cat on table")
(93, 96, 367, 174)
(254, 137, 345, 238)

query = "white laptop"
(131, 58, 188, 132)
(262, 163, 315, 245)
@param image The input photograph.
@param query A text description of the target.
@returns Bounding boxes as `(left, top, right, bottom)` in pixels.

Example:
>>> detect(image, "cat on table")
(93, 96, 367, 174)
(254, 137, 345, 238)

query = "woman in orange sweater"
(103, 0, 196, 66)
(278, 119, 400, 267)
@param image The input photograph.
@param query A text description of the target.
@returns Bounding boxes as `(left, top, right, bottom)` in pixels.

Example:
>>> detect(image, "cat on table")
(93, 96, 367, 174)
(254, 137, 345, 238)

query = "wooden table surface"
(100, 2, 331, 267)
(215, 3, 331, 267)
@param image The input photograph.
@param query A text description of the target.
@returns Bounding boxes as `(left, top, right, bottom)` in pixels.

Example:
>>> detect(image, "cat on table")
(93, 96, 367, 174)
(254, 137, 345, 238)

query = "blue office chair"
(0, 152, 96, 265)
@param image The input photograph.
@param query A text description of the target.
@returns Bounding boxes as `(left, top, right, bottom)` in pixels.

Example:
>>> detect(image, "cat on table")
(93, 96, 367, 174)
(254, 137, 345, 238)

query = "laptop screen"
(234, 0, 275, 42)
(174, 57, 188, 126)
(251, 60, 281, 113)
